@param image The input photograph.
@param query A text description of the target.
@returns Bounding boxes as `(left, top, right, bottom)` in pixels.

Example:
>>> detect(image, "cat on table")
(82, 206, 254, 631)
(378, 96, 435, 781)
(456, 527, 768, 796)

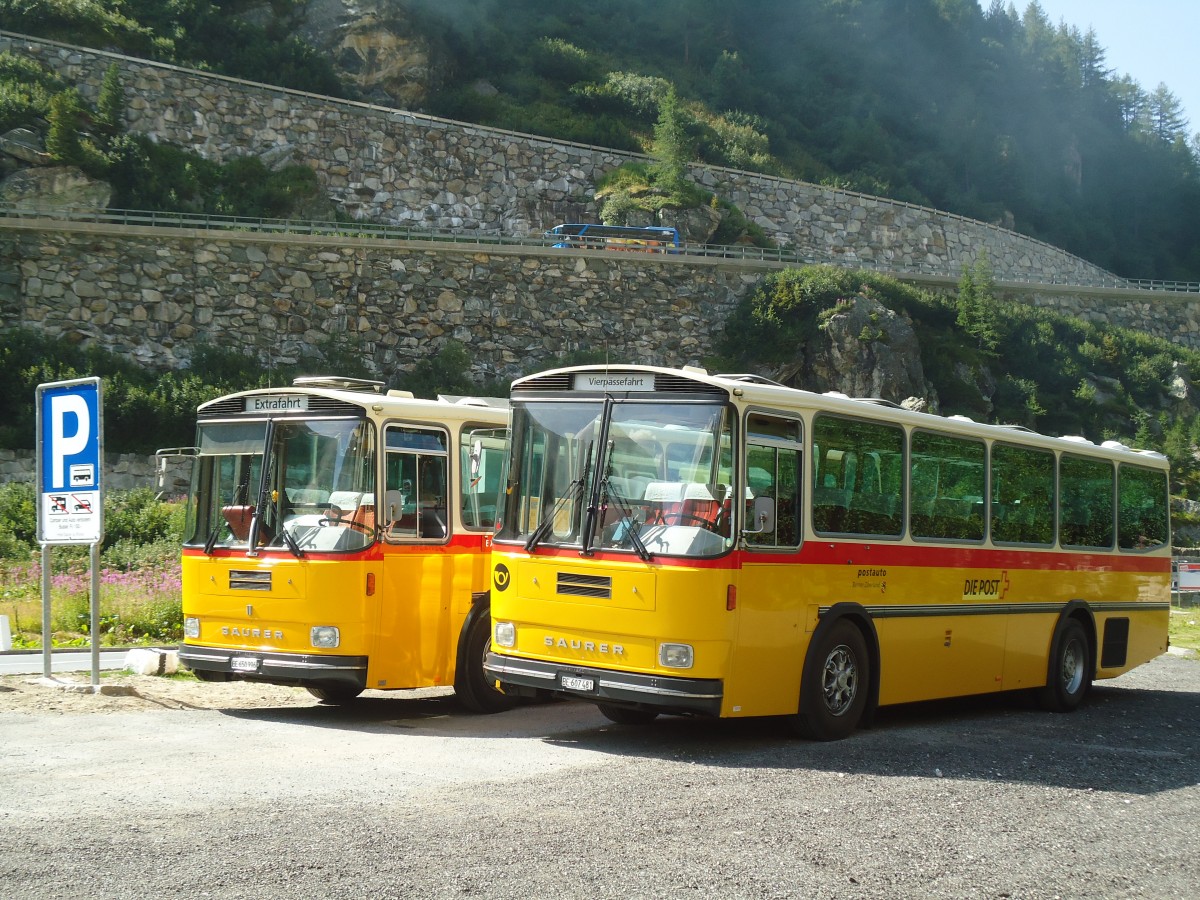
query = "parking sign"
(36, 377, 104, 544)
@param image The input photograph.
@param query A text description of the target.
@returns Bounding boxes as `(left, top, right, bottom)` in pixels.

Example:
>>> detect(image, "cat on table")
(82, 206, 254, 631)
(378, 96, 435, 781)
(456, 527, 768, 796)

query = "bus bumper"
(484, 651, 723, 716)
(178, 643, 368, 692)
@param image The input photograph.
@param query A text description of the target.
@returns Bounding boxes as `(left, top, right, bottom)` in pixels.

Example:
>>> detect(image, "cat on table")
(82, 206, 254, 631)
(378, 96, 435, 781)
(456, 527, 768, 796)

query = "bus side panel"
(728, 559, 807, 717)
(874, 613, 1008, 705)
(1094, 605, 1170, 679)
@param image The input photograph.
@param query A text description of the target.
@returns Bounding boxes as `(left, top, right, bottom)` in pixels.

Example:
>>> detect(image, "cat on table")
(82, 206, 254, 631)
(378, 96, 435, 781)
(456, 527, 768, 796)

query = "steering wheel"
(318, 505, 375, 535)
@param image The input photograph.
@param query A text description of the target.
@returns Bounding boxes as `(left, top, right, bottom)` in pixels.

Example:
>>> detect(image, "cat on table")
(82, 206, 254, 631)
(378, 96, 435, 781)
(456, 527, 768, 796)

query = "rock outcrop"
(773, 292, 935, 408)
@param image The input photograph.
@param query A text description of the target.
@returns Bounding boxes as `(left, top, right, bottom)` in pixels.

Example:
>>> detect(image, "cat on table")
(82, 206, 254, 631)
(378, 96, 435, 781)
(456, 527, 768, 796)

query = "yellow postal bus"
(484, 365, 1171, 738)
(177, 376, 512, 711)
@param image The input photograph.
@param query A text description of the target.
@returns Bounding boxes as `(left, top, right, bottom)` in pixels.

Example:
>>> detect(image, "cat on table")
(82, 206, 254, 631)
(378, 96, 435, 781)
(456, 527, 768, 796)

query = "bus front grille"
(230, 570, 272, 591)
(557, 572, 612, 599)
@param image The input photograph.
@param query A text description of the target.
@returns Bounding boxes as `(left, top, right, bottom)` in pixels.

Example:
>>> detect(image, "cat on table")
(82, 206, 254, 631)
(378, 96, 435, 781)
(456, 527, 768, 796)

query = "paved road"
(2, 654, 1198, 899)
(0, 648, 130, 676)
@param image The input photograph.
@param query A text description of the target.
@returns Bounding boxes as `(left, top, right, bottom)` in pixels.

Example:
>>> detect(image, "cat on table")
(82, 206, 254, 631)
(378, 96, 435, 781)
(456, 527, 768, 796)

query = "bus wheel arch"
(454, 593, 519, 714)
(305, 683, 364, 704)
(1039, 602, 1096, 712)
(793, 604, 879, 741)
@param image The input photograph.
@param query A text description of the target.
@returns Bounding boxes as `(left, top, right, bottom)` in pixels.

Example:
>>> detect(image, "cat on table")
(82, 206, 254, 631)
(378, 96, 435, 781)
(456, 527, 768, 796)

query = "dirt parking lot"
(2, 653, 1199, 899)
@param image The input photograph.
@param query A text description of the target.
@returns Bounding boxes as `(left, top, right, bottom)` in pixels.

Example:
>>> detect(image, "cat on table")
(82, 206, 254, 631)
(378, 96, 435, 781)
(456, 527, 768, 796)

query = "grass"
(1169, 607, 1200, 654)
(0, 556, 182, 648)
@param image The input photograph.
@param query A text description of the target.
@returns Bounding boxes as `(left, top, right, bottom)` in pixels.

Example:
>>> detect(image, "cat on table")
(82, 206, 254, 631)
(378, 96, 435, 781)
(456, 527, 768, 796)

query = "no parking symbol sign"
(36, 377, 104, 545)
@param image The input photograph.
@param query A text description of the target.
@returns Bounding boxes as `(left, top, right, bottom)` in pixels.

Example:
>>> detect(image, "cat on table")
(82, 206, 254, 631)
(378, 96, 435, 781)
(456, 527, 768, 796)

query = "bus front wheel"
(1039, 619, 1092, 712)
(794, 619, 870, 741)
(454, 611, 518, 714)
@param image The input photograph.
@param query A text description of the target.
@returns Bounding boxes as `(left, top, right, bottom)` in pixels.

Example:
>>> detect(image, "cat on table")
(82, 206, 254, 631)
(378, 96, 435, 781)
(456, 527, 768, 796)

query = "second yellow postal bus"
(484, 365, 1171, 738)
(177, 376, 512, 711)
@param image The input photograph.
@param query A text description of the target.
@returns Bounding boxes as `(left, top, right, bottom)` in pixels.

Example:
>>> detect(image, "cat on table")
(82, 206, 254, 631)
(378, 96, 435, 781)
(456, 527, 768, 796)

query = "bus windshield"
(187, 417, 377, 554)
(497, 400, 735, 558)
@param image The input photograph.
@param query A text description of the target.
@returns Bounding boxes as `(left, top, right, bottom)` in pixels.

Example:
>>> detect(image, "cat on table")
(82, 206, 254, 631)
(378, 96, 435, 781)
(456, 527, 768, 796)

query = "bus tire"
(454, 610, 518, 714)
(795, 619, 870, 741)
(596, 703, 659, 725)
(305, 684, 363, 704)
(1039, 619, 1092, 712)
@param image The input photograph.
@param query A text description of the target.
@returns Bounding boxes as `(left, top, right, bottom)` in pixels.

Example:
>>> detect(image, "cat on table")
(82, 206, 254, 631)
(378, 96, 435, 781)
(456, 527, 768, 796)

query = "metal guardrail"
(2, 204, 1197, 294)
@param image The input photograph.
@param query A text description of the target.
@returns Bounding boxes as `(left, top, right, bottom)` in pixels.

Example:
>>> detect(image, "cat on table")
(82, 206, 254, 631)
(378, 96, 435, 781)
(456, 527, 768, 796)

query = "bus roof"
(197, 378, 509, 424)
(510, 364, 1168, 466)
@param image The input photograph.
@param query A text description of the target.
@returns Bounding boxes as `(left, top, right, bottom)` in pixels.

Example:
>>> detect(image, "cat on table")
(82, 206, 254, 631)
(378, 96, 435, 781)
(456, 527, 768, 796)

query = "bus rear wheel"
(794, 619, 869, 741)
(305, 684, 363, 704)
(596, 703, 659, 725)
(1039, 619, 1092, 712)
(454, 611, 518, 714)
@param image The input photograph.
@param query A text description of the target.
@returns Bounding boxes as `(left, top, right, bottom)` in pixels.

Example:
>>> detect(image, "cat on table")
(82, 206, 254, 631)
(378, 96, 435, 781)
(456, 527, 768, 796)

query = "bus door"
(376, 424, 456, 689)
(727, 413, 806, 717)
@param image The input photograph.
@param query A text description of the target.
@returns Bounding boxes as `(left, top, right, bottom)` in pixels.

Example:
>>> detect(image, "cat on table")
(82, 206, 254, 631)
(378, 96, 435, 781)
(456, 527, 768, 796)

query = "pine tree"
(45, 89, 85, 166)
(96, 62, 125, 136)
(956, 253, 1001, 354)
(651, 86, 691, 195)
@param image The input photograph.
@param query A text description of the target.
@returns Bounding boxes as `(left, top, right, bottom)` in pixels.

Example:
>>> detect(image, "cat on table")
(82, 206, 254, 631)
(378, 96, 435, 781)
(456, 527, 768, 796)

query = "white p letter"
(51, 394, 90, 487)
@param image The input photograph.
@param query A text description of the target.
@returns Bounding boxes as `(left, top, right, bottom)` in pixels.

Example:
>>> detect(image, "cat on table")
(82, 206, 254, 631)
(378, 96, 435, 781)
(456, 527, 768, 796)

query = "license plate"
(230, 657, 260, 672)
(561, 675, 594, 692)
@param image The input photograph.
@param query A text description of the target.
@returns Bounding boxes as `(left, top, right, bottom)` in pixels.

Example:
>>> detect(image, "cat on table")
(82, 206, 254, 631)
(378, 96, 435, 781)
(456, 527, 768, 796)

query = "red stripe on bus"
(493, 540, 1168, 573)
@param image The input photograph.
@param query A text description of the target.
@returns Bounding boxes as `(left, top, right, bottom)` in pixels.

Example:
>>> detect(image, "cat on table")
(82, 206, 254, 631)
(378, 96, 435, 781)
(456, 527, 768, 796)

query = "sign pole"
(41, 543, 52, 679)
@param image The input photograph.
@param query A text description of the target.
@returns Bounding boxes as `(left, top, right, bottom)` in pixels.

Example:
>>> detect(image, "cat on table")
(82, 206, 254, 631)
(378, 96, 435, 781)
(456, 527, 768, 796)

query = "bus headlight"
(184, 617, 200, 639)
(659, 643, 694, 669)
(494, 620, 515, 648)
(311, 626, 340, 649)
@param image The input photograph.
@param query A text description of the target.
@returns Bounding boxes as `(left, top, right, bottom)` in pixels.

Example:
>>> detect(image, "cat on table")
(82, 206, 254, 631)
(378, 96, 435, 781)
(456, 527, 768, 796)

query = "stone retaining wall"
(0, 30, 1126, 288)
(0, 224, 757, 372)
(0, 448, 189, 493)
(3, 220, 1199, 375)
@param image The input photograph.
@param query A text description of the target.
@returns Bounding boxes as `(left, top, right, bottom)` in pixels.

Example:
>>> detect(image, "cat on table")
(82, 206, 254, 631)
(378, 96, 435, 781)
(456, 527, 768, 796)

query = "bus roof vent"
(1061, 435, 1094, 445)
(719, 373, 788, 387)
(996, 423, 1036, 433)
(852, 397, 902, 408)
(293, 376, 385, 393)
(438, 395, 509, 409)
(823, 391, 850, 400)
(1101, 440, 1131, 452)
(387, 389, 415, 399)
(948, 414, 974, 423)
(682, 365, 709, 376)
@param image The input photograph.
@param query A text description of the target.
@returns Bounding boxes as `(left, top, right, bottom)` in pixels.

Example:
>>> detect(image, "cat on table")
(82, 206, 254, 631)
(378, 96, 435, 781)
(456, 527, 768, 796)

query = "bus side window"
(745, 413, 802, 547)
(384, 425, 449, 541)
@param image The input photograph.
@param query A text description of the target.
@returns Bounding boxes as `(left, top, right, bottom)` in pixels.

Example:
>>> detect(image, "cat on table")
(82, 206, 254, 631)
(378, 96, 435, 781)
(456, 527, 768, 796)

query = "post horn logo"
(493, 563, 511, 592)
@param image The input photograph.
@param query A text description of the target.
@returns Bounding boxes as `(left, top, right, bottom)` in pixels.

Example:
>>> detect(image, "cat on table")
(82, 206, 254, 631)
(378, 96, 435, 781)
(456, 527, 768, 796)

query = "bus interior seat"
(812, 487, 851, 532)
(222, 505, 253, 541)
(419, 507, 447, 539)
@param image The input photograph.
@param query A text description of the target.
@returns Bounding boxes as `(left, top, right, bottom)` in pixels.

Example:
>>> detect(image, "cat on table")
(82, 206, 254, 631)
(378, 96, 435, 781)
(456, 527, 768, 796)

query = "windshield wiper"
(279, 526, 304, 558)
(525, 444, 593, 553)
(598, 474, 651, 561)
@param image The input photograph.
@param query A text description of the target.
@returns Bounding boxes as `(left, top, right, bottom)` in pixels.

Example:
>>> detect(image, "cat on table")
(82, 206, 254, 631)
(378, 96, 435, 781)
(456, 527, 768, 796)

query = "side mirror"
(742, 496, 775, 536)
(470, 439, 483, 479)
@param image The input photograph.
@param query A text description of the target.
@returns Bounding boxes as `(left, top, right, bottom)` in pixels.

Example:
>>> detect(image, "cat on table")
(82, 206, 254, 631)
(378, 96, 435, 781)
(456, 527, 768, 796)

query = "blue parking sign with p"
(37, 377, 103, 544)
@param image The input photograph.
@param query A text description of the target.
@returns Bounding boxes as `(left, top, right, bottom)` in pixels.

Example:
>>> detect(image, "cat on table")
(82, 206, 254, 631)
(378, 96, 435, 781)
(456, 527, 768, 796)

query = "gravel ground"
(1, 653, 1198, 900)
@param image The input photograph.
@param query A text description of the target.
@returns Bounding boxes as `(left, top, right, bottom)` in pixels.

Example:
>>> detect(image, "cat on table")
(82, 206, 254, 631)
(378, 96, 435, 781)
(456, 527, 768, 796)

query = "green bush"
(0, 482, 36, 559)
